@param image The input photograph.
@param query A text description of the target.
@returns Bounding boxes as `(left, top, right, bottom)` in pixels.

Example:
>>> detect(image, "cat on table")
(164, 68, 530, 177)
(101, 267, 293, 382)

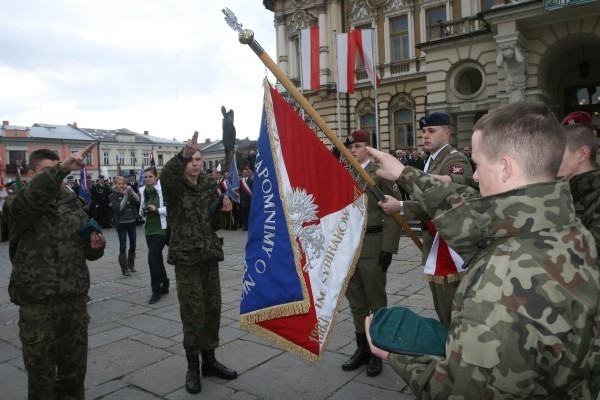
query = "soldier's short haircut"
(28, 149, 60, 171)
(563, 124, 597, 165)
(473, 101, 565, 179)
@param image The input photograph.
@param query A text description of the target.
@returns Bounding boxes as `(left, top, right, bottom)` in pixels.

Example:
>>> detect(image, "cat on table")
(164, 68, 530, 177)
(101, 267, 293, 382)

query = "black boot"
(161, 281, 170, 295)
(201, 350, 238, 380)
(342, 333, 371, 371)
(127, 251, 136, 272)
(148, 292, 161, 304)
(185, 353, 201, 394)
(118, 254, 130, 276)
(366, 354, 382, 377)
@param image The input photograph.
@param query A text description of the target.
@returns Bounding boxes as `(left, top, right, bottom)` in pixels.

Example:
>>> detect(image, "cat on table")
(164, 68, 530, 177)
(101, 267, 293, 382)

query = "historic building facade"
(262, 0, 599, 152)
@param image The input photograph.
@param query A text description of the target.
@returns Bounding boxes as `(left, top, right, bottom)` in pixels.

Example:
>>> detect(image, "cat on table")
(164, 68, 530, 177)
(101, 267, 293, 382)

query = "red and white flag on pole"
(336, 29, 379, 93)
(300, 27, 320, 91)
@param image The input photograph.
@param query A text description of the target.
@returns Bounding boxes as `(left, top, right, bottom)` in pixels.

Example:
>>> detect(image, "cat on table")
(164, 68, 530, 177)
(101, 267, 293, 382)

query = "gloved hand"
(378, 251, 393, 272)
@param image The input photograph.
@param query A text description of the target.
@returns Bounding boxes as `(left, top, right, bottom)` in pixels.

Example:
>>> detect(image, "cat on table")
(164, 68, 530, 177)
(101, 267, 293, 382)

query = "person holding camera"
(139, 167, 169, 304)
(110, 176, 140, 276)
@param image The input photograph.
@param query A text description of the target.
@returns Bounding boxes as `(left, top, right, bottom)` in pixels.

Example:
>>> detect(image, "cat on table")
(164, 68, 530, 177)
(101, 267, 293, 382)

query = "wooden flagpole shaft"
(224, 14, 422, 251)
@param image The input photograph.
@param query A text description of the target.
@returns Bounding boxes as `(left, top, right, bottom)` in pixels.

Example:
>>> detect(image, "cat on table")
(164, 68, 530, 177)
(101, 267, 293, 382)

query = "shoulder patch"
(449, 149, 458, 154)
(392, 183, 400, 193)
(449, 164, 465, 175)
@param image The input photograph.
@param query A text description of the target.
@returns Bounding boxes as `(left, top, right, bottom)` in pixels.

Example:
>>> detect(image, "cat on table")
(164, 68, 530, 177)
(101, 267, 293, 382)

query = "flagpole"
(371, 28, 380, 150)
(222, 8, 422, 251)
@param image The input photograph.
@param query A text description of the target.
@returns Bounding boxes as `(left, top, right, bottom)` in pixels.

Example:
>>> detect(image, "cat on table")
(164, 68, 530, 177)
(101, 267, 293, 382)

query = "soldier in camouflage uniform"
(342, 130, 402, 377)
(558, 115, 600, 255)
(366, 102, 600, 398)
(4, 145, 106, 400)
(160, 131, 237, 395)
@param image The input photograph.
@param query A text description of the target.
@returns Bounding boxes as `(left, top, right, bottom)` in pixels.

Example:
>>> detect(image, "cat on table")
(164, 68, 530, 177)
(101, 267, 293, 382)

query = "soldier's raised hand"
(183, 131, 199, 159)
(61, 143, 95, 172)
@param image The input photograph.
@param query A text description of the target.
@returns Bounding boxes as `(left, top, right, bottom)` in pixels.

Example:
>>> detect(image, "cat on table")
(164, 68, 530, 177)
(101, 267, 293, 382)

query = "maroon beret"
(347, 130, 370, 145)
(562, 111, 592, 127)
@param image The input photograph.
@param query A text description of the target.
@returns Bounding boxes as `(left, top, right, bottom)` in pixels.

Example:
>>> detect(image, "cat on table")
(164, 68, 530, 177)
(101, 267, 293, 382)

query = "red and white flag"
(240, 79, 367, 362)
(336, 30, 379, 93)
(300, 27, 320, 91)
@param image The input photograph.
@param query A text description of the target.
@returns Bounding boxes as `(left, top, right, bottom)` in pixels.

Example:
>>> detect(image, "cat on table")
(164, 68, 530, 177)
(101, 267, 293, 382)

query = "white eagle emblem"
(286, 188, 324, 271)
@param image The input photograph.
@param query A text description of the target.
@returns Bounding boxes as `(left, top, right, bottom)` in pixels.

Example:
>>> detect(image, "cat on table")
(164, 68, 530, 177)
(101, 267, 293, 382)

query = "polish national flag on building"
(336, 29, 380, 93)
(300, 26, 320, 91)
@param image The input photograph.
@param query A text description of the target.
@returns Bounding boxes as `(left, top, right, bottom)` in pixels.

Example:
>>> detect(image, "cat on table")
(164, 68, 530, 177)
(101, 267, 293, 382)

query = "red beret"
(561, 111, 592, 127)
(347, 130, 370, 145)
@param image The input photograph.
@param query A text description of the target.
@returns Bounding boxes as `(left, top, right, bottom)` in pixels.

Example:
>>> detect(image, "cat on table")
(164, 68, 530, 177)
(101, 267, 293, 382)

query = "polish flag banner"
(240, 79, 367, 362)
(336, 30, 379, 93)
(300, 27, 320, 91)
(354, 29, 380, 89)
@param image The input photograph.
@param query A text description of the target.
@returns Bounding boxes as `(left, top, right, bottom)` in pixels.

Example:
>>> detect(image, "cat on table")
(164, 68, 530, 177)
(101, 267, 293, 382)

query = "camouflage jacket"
(4, 163, 104, 305)
(388, 168, 600, 399)
(570, 169, 600, 257)
(160, 153, 227, 266)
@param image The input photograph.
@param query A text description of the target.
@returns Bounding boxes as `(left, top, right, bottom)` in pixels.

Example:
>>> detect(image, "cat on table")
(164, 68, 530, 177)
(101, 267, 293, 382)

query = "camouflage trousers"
(175, 260, 222, 354)
(346, 256, 387, 333)
(18, 296, 89, 400)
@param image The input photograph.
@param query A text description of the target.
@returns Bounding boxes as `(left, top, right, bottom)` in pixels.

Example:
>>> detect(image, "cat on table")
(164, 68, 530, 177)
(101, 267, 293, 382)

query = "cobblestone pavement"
(0, 225, 433, 399)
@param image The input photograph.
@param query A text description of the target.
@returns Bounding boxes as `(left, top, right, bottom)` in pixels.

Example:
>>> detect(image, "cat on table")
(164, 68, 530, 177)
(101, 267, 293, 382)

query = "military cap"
(419, 112, 451, 129)
(346, 130, 370, 145)
(66, 175, 74, 180)
(561, 111, 592, 127)
(98, 175, 105, 179)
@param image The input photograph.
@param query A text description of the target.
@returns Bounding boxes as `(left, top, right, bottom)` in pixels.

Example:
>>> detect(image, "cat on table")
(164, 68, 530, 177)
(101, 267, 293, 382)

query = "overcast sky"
(0, 0, 276, 142)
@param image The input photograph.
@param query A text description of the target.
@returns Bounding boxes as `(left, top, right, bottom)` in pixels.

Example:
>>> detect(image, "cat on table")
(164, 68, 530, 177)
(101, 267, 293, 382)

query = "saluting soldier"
(341, 130, 402, 377)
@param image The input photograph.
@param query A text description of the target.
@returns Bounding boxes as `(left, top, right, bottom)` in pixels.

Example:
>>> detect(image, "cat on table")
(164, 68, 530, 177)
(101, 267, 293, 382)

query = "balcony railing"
(427, 14, 490, 42)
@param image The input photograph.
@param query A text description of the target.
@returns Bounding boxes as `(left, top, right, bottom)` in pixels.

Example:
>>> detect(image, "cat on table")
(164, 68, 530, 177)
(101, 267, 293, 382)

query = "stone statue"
(496, 43, 527, 103)
(221, 106, 236, 173)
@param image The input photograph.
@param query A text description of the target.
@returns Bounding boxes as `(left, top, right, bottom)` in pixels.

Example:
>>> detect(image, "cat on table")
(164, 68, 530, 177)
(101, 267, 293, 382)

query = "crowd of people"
(3, 104, 599, 399)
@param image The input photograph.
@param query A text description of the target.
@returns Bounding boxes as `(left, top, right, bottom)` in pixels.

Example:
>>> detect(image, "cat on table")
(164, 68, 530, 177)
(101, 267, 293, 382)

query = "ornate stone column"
(495, 32, 528, 103)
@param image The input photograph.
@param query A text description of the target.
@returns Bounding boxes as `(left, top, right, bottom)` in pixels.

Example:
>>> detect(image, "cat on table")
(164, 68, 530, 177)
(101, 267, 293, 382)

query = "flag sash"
(240, 79, 367, 362)
(241, 178, 252, 198)
(300, 27, 320, 91)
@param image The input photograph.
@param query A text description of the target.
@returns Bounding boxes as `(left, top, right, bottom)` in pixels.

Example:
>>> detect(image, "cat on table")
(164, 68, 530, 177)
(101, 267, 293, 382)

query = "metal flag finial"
(222, 7, 244, 35)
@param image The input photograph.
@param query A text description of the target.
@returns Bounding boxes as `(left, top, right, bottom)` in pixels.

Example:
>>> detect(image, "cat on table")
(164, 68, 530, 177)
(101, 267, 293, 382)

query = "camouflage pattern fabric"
(175, 260, 222, 353)
(160, 154, 227, 266)
(160, 153, 229, 354)
(387, 167, 599, 398)
(346, 161, 402, 332)
(3, 162, 103, 399)
(19, 297, 89, 400)
(569, 169, 600, 256)
(4, 162, 104, 305)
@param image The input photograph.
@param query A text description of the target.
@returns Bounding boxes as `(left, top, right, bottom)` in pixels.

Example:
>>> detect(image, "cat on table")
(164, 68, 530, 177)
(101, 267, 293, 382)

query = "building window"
(361, 113, 377, 148)
(158, 154, 164, 166)
(426, 6, 447, 41)
(390, 15, 409, 61)
(450, 62, 486, 100)
(8, 150, 27, 172)
(85, 154, 93, 165)
(142, 152, 149, 165)
(118, 152, 125, 165)
(103, 152, 110, 166)
(481, 0, 493, 11)
(130, 151, 136, 166)
(394, 110, 414, 148)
